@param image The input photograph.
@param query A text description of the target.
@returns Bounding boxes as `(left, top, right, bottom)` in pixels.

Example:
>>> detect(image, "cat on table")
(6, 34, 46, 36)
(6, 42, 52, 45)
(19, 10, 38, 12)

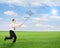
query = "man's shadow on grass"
(1, 43, 15, 48)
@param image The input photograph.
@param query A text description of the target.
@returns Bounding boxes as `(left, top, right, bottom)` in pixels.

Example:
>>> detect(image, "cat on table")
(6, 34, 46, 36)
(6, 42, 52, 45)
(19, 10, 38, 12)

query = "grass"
(0, 31, 60, 48)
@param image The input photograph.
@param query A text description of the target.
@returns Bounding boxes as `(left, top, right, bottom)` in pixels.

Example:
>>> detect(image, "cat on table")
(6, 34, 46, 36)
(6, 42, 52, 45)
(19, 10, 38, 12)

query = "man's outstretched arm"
(15, 23, 24, 28)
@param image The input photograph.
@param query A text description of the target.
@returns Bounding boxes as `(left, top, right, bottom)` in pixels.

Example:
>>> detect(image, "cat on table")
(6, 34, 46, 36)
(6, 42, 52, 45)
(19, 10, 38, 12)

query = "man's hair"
(12, 19, 15, 21)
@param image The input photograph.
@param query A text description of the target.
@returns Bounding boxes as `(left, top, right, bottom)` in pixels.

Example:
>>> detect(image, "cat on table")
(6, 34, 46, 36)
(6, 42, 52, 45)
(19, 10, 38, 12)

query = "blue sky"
(0, 0, 60, 31)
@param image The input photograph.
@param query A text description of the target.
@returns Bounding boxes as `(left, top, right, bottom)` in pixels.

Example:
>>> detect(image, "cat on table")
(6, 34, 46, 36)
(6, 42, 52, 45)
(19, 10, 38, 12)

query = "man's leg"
(4, 36, 12, 40)
(13, 31, 17, 43)
(4, 30, 17, 43)
(4, 30, 13, 40)
(13, 35, 17, 43)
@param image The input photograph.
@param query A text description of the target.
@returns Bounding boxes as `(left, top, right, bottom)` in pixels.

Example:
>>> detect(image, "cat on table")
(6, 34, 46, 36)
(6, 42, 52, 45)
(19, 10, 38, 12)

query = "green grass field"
(0, 31, 60, 48)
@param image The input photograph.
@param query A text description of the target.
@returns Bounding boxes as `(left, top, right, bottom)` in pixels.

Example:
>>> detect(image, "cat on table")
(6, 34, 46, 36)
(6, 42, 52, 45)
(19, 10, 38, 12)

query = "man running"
(4, 19, 23, 43)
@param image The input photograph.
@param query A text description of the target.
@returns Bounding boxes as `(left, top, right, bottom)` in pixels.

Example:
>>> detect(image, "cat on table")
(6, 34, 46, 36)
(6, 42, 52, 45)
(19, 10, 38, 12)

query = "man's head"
(12, 19, 16, 23)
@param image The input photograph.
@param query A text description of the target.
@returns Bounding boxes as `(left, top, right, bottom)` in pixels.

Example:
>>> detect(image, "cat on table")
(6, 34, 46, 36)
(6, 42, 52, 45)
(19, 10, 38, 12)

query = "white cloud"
(31, 2, 42, 6)
(35, 24, 43, 27)
(35, 23, 54, 28)
(4, 10, 18, 16)
(0, 0, 60, 7)
(32, 16, 49, 22)
(35, 14, 60, 21)
(0, 0, 29, 7)
(40, 0, 60, 6)
(31, 14, 60, 25)
(50, 16, 60, 20)
(32, 18, 40, 21)
(30, 14, 49, 23)
(46, 25, 54, 28)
